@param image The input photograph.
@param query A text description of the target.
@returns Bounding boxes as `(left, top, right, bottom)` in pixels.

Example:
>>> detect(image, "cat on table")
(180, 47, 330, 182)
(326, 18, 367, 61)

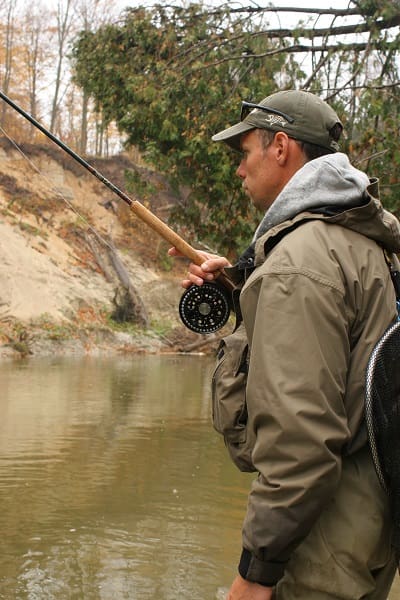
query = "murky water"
(0, 355, 398, 600)
(0, 355, 252, 600)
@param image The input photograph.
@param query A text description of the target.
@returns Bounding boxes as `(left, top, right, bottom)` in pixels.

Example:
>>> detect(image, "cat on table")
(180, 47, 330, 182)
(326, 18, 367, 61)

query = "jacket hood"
(240, 153, 400, 269)
(254, 153, 369, 238)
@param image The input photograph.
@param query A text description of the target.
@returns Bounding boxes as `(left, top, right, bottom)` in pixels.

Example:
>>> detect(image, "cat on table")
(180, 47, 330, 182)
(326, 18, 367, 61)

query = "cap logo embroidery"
(249, 108, 289, 127)
(263, 114, 288, 126)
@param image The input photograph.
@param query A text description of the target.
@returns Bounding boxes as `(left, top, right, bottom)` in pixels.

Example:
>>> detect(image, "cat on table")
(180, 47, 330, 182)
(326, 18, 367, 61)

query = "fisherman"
(169, 89, 400, 599)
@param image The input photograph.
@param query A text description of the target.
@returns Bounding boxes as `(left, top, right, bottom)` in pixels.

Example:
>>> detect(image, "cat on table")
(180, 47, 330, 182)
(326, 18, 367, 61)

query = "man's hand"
(168, 247, 231, 289)
(226, 575, 273, 600)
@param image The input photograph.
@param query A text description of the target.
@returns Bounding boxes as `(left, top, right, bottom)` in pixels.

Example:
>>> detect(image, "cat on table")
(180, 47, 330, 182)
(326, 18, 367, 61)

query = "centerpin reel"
(179, 281, 232, 334)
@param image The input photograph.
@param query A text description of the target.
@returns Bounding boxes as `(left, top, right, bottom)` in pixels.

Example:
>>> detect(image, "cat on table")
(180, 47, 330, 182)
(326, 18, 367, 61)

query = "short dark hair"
(299, 141, 333, 161)
(257, 129, 275, 150)
(298, 123, 343, 161)
(257, 122, 342, 162)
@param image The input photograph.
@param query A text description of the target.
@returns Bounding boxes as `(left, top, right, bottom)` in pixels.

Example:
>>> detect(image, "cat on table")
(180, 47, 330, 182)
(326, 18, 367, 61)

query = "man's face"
(236, 129, 283, 212)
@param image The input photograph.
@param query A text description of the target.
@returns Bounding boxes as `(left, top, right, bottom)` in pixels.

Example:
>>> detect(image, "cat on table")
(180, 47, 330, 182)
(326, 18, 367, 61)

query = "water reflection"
(0, 356, 398, 600)
(0, 356, 251, 600)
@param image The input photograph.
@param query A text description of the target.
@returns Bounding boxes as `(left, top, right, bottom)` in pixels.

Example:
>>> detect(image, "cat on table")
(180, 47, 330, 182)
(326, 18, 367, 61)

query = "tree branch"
(247, 14, 400, 42)
(189, 41, 391, 73)
(169, 11, 400, 72)
(199, 4, 361, 18)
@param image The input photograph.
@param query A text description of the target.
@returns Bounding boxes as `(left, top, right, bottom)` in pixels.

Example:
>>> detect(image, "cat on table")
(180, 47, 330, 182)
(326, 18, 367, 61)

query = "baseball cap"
(212, 90, 343, 152)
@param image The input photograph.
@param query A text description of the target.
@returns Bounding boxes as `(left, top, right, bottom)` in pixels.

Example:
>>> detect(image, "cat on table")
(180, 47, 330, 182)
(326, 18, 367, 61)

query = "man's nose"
(236, 161, 245, 178)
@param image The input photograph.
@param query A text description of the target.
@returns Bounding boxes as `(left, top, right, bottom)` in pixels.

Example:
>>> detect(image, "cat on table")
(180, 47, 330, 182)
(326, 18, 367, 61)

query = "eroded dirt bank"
(0, 139, 225, 359)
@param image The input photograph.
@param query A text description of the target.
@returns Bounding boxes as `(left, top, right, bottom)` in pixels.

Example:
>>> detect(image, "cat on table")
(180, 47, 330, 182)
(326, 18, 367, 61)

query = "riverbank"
(0, 308, 225, 359)
(0, 139, 226, 359)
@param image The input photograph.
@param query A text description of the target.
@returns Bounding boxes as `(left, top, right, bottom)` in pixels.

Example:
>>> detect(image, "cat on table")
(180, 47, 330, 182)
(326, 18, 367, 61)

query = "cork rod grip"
(130, 201, 235, 291)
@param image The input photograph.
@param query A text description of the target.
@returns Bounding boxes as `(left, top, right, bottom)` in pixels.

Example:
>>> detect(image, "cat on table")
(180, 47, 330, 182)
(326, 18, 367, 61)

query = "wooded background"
(0, 0, 399, 257)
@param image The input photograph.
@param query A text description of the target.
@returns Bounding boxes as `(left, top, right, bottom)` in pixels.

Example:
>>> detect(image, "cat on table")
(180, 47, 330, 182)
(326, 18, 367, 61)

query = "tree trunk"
(85, 230, 149, 329)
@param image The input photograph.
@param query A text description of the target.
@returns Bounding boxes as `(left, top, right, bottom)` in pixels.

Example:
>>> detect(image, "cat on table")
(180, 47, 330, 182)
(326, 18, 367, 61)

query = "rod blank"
(0, 91, 206, 267)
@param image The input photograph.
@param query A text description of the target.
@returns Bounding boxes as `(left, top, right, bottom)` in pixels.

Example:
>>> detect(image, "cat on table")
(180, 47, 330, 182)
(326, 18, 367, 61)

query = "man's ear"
(273, 131, 291, 165)
(274, 132, 306, 170)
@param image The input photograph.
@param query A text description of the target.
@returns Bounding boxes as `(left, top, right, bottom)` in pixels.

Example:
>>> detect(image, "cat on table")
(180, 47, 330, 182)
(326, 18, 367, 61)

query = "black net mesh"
(365, 321, 400, 555)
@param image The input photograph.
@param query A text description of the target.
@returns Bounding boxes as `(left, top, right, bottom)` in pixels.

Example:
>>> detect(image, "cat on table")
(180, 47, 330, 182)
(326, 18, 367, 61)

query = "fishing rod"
(0, 90, 233, 334)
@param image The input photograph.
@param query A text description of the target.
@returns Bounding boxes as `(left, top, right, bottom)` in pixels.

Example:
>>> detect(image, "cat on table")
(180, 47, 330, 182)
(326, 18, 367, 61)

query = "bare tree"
(49, 0, 76, 134)
(20, 1, 53, 123)
(73, 0, 117, 154)
(0, 0, 18, 124)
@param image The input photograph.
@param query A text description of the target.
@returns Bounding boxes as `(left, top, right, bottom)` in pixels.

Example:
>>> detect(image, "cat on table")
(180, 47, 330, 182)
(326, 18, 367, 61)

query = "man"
(170, 90, 400, 599)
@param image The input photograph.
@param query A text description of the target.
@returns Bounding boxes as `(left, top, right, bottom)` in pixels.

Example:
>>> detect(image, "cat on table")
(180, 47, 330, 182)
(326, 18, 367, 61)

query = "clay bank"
(0, 139, 221, 359)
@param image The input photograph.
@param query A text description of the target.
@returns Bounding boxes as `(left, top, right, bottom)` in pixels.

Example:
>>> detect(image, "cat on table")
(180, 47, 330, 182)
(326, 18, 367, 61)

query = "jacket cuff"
(238, 548, 287, 587)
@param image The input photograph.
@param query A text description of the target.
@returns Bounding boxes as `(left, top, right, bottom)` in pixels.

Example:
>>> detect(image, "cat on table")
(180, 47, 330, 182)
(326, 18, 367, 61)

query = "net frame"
(365, 320, 400, 493)
(365, 254, 400, 556)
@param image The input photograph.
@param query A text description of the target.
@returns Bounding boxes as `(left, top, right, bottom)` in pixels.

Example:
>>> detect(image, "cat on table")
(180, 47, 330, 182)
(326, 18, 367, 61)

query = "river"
(0, 355, 398, 599)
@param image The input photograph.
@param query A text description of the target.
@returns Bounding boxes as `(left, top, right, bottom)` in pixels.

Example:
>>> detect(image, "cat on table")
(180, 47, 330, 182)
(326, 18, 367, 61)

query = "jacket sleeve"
(239, 266, 352, 586)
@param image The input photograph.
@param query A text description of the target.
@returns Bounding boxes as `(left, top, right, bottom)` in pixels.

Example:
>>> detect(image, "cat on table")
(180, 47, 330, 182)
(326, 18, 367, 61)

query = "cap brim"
(211, 121, 254, 151)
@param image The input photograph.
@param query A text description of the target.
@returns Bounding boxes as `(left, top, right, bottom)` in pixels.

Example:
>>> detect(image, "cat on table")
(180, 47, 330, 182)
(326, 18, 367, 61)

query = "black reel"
(179, 282, 231, 334)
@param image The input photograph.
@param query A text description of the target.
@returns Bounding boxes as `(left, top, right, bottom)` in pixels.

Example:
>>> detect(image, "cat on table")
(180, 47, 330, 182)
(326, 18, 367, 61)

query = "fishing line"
(0, 124, 115, 252)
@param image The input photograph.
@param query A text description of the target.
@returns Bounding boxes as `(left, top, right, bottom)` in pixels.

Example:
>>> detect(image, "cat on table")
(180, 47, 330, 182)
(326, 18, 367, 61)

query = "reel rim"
(179, 282, 231, 334)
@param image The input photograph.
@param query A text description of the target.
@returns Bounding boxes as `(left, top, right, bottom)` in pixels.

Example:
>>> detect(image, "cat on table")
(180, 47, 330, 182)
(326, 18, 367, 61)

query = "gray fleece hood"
(254, 152, 370, 240)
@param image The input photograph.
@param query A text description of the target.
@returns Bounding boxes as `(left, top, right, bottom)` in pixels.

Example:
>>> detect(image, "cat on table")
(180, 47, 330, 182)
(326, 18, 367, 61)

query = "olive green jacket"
(224, 161, 400, 585)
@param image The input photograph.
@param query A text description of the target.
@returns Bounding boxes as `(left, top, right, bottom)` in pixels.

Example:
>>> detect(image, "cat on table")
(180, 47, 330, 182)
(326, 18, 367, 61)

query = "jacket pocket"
(212, 323, 256, 472)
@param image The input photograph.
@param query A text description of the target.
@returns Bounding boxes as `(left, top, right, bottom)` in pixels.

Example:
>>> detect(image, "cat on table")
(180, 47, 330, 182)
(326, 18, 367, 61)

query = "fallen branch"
(179, 333, 218, 353)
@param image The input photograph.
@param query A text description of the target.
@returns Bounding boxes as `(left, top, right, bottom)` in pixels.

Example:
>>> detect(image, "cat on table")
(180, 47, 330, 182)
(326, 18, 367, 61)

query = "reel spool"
(179, 282, 231, 334)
